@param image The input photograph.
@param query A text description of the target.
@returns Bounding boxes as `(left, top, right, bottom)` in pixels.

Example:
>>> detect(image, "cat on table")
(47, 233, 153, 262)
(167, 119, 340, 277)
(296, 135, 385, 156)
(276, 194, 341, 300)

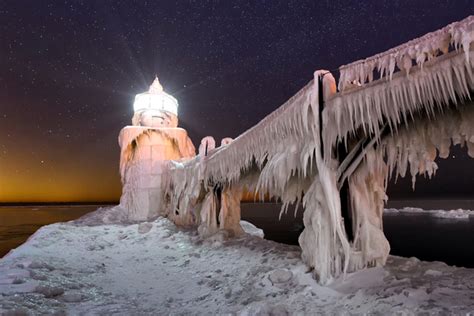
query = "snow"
(1, 208, 474, 314)
(384, 207, 474, 219)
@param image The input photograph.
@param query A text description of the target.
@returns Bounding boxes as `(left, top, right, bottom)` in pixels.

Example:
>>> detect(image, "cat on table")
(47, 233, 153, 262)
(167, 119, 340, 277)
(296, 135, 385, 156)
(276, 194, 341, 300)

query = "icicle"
(325, 49, 473, 153)
(338, 16, 473, 90)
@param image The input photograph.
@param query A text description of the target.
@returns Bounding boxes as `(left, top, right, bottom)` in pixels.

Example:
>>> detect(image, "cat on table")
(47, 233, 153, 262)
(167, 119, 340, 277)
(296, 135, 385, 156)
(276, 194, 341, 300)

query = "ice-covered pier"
(119, 16, 474, 283)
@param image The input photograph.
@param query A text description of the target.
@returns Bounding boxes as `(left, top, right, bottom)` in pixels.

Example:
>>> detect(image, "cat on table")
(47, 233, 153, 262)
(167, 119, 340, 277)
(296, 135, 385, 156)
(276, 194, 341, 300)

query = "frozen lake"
(1, 201, 474, 267)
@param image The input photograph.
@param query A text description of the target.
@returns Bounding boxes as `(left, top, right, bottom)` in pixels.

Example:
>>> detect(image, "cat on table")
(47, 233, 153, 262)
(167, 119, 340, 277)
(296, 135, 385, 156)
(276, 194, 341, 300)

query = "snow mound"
(240, 220, 265, 238)
(384, 207, 474, 219)
(73, 205, 131, 225)
(431, 209, 474, 219)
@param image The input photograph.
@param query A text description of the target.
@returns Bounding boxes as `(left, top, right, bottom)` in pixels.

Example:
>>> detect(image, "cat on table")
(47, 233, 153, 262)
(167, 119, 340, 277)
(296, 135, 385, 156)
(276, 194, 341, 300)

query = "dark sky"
(0, 1, 473, 202)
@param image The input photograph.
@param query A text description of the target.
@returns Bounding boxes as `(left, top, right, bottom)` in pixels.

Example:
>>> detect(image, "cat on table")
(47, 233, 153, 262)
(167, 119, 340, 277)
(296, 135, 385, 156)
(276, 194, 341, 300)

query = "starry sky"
(1, 1, 473, 202)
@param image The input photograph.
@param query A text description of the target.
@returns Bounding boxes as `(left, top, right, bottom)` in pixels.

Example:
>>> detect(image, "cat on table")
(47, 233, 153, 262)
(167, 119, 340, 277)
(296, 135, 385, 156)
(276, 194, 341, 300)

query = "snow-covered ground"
(1, 207, 474, 315)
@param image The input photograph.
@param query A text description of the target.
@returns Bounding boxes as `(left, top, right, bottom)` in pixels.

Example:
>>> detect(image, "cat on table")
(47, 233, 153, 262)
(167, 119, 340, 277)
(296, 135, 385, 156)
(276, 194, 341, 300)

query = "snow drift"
(1, 212, 474, 314)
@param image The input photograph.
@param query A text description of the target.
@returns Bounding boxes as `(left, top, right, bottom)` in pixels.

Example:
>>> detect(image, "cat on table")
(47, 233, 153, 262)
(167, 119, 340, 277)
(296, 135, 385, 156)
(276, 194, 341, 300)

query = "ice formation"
(221, 137, 233, 146)
(338, 16, 474, 91)
(198, 136, 216, 157)
(324, 49, 474, 162)
(114, 17, 473, 283)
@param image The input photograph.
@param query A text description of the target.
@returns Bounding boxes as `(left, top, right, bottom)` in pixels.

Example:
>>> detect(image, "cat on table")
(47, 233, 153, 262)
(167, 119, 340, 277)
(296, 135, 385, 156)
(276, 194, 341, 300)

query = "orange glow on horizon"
(0, 136, 122, 203)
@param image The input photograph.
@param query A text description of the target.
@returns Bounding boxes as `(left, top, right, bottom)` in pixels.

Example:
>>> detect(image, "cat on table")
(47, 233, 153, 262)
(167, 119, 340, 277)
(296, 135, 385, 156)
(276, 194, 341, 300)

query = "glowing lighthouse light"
(132, 76, 179, 128)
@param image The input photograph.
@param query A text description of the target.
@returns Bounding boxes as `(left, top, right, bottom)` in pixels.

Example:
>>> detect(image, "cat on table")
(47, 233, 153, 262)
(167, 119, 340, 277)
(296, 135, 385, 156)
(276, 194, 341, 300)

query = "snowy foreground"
(1, 208, 474, 315)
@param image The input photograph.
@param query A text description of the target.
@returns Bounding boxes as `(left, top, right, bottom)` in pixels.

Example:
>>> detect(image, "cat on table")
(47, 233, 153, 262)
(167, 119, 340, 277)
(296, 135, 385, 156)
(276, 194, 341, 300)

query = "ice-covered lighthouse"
(118, 77, 195, 221)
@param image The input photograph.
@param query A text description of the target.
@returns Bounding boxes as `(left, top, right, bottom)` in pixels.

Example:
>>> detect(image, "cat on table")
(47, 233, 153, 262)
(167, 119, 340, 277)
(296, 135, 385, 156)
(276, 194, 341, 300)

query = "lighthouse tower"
(118, 77, 195, 221)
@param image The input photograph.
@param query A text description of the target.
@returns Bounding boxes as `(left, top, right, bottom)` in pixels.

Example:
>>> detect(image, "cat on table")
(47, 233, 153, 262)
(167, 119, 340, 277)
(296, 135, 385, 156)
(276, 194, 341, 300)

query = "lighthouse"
(118, 77, 195, 221)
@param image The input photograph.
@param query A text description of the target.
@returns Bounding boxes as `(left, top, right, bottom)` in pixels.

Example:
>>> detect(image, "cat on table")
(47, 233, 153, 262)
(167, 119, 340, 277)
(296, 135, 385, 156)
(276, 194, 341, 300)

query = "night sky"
(1, 1, 473, 202)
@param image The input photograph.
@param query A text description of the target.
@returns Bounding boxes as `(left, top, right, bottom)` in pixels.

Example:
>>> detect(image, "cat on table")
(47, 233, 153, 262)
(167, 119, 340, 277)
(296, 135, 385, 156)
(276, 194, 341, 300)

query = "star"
(0, 1, 472, 202)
